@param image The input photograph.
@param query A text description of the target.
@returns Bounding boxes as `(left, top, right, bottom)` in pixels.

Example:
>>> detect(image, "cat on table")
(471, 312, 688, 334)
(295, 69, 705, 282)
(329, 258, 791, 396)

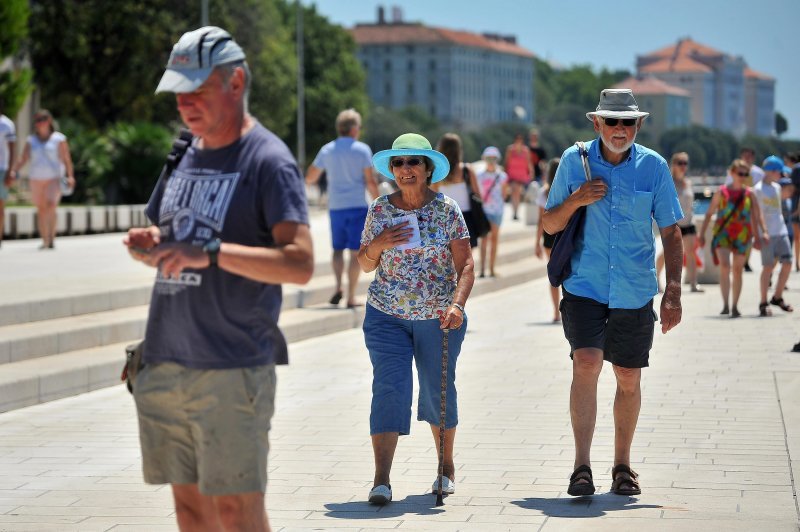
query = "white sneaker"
(431, 476, 455, 495)
(368, 484, 392, 505)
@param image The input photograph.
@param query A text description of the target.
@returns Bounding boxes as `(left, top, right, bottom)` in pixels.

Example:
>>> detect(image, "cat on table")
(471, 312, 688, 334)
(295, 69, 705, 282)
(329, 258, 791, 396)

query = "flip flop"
(329, 291, 343, 305)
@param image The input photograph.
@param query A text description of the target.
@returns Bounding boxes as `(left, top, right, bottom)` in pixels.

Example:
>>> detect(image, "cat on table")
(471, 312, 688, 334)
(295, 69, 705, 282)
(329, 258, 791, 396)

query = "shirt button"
(611, 265, 615, 269)
(612, 225, 617, 229)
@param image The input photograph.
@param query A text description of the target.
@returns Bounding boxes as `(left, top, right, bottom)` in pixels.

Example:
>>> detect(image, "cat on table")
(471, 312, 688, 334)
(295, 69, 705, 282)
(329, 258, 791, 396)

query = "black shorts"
(559, 290, 657, 368)
(680, 224, 696, 236)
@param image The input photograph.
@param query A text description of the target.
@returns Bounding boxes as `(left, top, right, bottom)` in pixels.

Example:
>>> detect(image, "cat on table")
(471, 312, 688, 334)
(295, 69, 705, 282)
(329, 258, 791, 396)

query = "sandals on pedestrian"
(567, 464, 595, 496)
(759, 303, 773, 317)
(611, 464, 641, 496)
(770, 297, 794, 312)
(793, 342, 800, 353)
(329, 291, 343, 305)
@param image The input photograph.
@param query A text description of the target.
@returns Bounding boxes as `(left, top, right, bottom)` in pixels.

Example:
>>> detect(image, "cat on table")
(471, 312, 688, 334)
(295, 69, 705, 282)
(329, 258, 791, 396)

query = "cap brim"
(586, 110, 649, 121)
(155, 67, 214, 94)
(372, 149, 450, 184)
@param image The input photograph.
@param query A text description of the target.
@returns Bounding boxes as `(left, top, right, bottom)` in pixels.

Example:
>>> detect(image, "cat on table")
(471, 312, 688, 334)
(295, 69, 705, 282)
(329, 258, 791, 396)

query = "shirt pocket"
(633, 191, 653, 221)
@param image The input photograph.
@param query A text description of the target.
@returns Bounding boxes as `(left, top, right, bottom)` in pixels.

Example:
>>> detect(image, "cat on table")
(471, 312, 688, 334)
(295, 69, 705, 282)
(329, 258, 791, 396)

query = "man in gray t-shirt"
(306, 108, 377, 307)
(124, 27, 313, 531)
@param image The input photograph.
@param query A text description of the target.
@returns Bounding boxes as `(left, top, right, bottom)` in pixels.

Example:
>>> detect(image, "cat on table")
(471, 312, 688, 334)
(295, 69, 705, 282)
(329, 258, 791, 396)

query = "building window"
(406, 45, 414, 53)
(385, 83, 391, 97)
(429, 82, 436, 95)
(429, 59, 436, 70)
(407, 82, 414, 96)
(408, 60, 414, 72)
(384, 60, 391, 72)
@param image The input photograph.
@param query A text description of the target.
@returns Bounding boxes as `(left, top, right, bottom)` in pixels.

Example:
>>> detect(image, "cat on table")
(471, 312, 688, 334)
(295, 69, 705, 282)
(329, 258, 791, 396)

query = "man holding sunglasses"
(543, 88, 684, 497)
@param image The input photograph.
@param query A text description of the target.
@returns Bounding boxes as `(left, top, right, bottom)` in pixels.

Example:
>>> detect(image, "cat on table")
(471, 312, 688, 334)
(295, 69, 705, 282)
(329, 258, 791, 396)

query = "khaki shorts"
(134, 362, 276, 496)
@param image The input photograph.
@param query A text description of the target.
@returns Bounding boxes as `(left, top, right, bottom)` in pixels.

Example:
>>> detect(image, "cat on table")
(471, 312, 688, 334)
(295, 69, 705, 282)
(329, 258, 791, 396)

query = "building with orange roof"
(612, 76, 691, 141)
(636, 38, 774, 136)
(350, 7, 535, 129)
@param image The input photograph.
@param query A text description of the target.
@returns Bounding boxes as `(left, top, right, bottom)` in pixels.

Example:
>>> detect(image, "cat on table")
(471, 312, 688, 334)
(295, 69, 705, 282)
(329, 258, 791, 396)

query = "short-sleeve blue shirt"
(312, 137, 373, 210)
(545, 139, 683, 309)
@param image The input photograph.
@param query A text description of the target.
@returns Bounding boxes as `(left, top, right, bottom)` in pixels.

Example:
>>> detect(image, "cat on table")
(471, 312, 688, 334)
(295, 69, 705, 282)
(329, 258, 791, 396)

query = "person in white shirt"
(753, 155, 794, 316)
(0, 104, 17, 248)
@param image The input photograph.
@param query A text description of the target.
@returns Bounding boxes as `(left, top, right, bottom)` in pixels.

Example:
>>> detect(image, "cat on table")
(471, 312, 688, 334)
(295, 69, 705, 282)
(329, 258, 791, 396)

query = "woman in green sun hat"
(358, 133, 475, 504)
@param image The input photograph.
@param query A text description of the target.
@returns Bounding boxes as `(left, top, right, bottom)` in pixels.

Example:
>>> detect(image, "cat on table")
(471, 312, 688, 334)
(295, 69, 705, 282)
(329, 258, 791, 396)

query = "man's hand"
(659, 282, 682, 334)
(123, 226, 161, 264)
(571, 178, 607, 207)
(149, 243, 209, 278)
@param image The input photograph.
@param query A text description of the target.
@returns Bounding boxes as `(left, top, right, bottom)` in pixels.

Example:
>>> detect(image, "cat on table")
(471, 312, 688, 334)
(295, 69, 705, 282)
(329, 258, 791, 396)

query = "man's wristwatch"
(203, 238, 222, 268)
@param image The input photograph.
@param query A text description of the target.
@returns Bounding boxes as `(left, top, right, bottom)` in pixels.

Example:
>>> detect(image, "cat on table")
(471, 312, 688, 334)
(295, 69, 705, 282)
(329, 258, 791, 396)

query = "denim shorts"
(134, 362, 276, 495)
(485, 211, 503, 227)
(363, 304, 467, 435)
(560, 290, 656, 369)
(330, 207, 368, 250)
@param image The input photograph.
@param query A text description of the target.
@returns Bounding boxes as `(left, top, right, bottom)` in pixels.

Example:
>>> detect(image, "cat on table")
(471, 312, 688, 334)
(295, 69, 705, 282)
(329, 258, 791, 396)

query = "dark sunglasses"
(390, 157, 423, 168)
(736, 171, 749, 177)
(603, 117, 637, 127)
(675, 161, 689, 166)
(34, 116, 49, 123)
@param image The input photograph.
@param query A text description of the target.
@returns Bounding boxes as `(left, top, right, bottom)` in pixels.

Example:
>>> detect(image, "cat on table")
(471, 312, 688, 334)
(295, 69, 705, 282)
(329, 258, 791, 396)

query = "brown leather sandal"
(567, 464, 595, 496)
(611, 464, 641, 495)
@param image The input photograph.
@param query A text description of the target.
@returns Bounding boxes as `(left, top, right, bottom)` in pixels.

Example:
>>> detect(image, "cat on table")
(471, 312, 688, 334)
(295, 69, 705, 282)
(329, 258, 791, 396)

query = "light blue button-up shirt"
(545, 139, 683, 309)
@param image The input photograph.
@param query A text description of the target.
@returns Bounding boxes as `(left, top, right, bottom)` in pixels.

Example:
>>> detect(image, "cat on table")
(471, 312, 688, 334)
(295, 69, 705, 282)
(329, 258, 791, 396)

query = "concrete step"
(0, 244, 548, 413)
(0, 226, 536, 327)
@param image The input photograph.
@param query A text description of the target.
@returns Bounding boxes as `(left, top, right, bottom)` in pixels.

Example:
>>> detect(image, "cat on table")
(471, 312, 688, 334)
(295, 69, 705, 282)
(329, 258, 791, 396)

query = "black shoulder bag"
(120, 128, 193, 394)
(547, 142, 592, 287)
(463, 165, 491, 238)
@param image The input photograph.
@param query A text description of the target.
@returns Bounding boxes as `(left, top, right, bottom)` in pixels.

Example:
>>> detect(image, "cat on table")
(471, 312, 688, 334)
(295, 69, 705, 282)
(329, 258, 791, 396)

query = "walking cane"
(435, 328, 450, 507)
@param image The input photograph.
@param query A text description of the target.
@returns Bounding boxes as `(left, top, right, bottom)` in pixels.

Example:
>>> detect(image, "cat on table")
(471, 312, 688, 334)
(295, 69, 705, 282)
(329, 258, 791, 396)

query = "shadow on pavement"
(510, 493, 662, 517)
(324, 494, 446, 518)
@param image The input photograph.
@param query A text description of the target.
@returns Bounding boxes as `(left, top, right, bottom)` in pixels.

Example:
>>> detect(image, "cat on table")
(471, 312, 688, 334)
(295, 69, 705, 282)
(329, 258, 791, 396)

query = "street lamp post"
(296, 0, 306, 169)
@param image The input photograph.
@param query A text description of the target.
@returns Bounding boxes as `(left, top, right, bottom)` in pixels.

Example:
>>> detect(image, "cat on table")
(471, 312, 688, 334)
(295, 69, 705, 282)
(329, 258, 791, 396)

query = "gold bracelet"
(365, 246, 380, 262)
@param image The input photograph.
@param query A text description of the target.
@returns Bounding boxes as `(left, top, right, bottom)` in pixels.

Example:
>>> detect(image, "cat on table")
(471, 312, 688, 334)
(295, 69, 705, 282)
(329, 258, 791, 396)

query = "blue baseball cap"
(762, 155, 791, 174)
(155, 27, 246, 94)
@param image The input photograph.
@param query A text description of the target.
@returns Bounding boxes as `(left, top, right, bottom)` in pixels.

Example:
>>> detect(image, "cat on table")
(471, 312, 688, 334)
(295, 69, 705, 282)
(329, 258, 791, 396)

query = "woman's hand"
(535, 243, 543, 259)
(697, 235, 705, 248)
(439, 305, 464, 330)
(370, 221, 413, 253)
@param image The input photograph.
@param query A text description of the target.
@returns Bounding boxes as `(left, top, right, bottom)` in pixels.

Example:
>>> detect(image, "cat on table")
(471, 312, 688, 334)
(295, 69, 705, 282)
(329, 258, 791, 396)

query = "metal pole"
(296, 0, 306, 168)
(201, 0, 209, 26)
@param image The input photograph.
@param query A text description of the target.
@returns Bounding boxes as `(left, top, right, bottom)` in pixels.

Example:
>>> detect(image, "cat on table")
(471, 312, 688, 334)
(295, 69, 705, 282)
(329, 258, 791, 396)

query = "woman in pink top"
(504, 133, 532, 220)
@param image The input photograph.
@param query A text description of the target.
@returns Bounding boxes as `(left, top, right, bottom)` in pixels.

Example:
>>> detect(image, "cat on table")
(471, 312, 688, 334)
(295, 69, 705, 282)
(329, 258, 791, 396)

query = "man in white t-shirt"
(753, 155, 794, 316)
(0, 104, 17, 248)
(725, 147, 765, 187)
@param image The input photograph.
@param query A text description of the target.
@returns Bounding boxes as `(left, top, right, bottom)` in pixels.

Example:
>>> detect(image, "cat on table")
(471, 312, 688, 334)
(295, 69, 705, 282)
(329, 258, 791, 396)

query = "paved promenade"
(1, 259, 799, 530)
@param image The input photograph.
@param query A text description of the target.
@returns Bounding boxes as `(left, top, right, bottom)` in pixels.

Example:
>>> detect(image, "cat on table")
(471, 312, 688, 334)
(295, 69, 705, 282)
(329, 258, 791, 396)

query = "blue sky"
(303, 0, 799, 140)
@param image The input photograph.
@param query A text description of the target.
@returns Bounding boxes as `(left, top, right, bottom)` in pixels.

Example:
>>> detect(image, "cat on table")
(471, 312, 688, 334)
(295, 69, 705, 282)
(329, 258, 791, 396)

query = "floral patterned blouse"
(361, 193, 469, 320)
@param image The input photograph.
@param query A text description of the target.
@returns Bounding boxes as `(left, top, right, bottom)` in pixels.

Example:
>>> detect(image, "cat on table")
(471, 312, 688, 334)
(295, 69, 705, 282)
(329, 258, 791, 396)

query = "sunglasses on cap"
(390, 157, 424, 168)
(603, 117, 637, 127)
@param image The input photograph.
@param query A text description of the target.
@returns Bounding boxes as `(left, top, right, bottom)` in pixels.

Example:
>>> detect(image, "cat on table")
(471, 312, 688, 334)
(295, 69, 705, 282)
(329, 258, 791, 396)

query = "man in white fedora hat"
(543, 88, 684, 497)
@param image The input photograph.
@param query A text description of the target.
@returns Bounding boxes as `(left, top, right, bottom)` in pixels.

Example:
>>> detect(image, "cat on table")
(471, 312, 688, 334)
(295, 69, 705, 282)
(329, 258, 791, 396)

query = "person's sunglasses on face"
(602, 117, 637, 127)
(391, 157, 424, 168)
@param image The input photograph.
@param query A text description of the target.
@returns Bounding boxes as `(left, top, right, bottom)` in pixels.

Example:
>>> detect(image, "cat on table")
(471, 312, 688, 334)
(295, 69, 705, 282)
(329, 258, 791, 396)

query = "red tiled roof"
(643, 38, 725, 60)
(639, 55, 712, 74)
(613, 76, 691, 97)
(744, 67, 774, 81)
(351, 24, 535, 58)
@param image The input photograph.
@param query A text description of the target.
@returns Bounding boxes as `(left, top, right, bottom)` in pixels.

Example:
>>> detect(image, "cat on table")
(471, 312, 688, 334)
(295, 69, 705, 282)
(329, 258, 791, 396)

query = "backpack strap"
(575, 141, 591, 182)
(165, 128, 194, 175)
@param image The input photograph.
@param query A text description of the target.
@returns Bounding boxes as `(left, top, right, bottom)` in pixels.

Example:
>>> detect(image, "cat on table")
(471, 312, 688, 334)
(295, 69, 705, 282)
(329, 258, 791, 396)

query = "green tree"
(775, 112, 788, 138)
(0, 0, 33, 115)
(280, 1, 369, 166)
(28, 0, 296, 133)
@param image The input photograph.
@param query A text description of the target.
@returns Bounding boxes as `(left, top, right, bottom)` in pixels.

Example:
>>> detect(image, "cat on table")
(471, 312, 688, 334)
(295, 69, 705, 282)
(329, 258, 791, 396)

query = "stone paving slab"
(0, 264, 799, 530)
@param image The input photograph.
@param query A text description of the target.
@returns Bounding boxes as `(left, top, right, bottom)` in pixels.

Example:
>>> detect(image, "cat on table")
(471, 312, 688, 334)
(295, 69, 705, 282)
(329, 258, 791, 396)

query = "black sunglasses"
(603, 117, 637, 127)
(675, 161, 689, 166)
(390, 157, 424, 168)
(736, 171, 749, 177)
(34, 116, 49, 123)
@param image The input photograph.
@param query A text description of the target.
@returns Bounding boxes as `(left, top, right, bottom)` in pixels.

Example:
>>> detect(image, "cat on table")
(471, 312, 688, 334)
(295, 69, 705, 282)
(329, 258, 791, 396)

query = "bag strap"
(575, 141, 591, 182)
(713, 187, 747, 235)
(482, 174, 501, 203)
(164, 128, 194, 177)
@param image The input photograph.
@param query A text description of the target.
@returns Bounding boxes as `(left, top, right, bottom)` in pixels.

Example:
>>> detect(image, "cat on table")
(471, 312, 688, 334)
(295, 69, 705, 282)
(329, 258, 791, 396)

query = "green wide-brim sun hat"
(372, 133, 450, 184)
